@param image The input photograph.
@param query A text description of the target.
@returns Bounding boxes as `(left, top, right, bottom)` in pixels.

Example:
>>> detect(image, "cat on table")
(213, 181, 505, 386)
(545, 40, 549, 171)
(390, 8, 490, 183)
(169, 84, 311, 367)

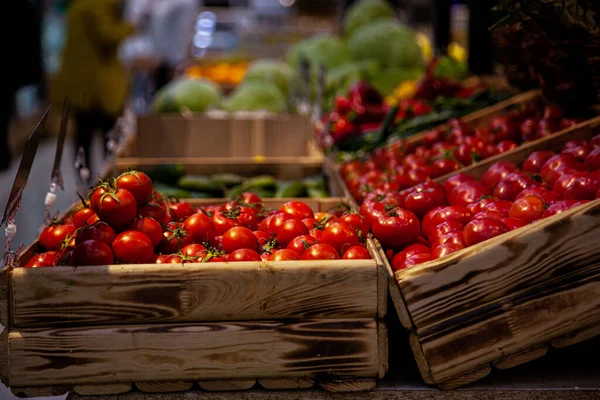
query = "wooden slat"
(258, 378, 314, 389)
(377, 322, 388, 379)
(493, 346, 548, 370)
(396, 198, 600, 331)
(319, 379, 376, 392)
(0, 328, 8, 387)
(437, 366, 491, 390)
(0, 266, 9, 327)
(434, 115, 600, 183)
(74, 383, 132, 395)
(135, 381, 193, 393)
(10, 260, 377, 327)
(6, 319, 379, 387)
(11, 386, 71, 398)
(408, 333, 434, 385)
(198, 379, 256, 391)
(551, 325, 600, 349)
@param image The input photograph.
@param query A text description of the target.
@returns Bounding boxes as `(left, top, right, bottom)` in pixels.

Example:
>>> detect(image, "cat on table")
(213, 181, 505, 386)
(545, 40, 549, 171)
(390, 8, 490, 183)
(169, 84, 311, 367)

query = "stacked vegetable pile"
(340, 102, 583, 202)
(146, 165, 328, 199)
(351, 132, 600, 271)
(23, 172, 371, 268)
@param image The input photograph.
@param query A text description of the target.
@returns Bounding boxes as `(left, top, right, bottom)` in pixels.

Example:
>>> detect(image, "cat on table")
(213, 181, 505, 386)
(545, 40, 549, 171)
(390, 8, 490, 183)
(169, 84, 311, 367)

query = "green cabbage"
(243, 59, 295, 97)
(348, 20, 423, 69)
(286, 35, 350, 72)
(223, 81, 287, 113)
(152, 78, 222, 113)
(434, 56, 469, 81)
(343, 0, 396, 38)
(367, 67, 424, 95)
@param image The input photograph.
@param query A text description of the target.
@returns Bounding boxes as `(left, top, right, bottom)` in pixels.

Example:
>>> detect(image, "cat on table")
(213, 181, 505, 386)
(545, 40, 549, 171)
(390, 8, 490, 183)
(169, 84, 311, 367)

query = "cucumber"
(153, 184, 192, 199)
(146, 164, 186, 185)
(303, 174, 326, 191)
(276, 181, 307, 198)
(241, 175, 277, 191)
(228, 185, 275, 200)
(307, 187, 328, 198)
(177, 175, 224, 196)
(211, 173, 244, 188)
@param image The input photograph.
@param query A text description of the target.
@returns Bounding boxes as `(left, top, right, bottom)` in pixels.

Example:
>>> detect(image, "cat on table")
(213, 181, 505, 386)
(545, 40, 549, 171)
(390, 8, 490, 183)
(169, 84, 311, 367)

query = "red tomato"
(128, 217, 163, 247)
(540, 154, 581, 186)
(426, 206, 472, 238)
(181, 243, 207, 258)
(471, 210, 506, 221)
(71, 205, 96, 228)
(428, 220, 464, 243)
(235, 206, 259, 231)
(563, 143, 593, 162)
(453, 143, 477, 166)
(112, 231, 154, 264)
(75, 222, 116, 246)
(552, 172, 588, 197)
(138, 203, 168, 225)
(227, 249, 262, 262)
(301, 218, 317, 230)
(584, 147, 600, 170)
(287, 235, 318, 254)
(279, 201, 314, 220)
(222, 226, 259, 253)
(269, 249, 300, 261)
(338, 213, 370, 236)
(508, 195, 546, 223)
(421, 206, 445, 239)
(541, 200, 588, 218)
(500, 217, 527, 231)
(522, 151, 555, 174)
(430, 243, 464, 260)
(116, 171, 152, 205)
(254, 230, 273, 247)
(88, 182, 110, 213)
(239, 192, 263, 211)
(403, 182, 447, 219)
(313, 212, 337, 229)
(564, 172, 600, 200)
(391, 244, 431, 270)
(430, 159, 460, 178)
(493, 172, 538, 201)
(268, 213, 294, 236)
(310, 228, 325, 242)
(300, 244, 340, 260)
(392, 252, 430, 271)
(449, 181, 490, 207)
(212, 209, 242, 236)
(405, 168, 430, 186)
(480, 200, 513, 217)
(429, 231, 464, 249)
(467, 197, 497, 215)
(96, 188, 137, 228)
(371, 208, 421, 250)
(160, 222, 194, 254)
(463, 218, 510, 246)
(86, 214, 100, 226)
(73, 239, 114, 266)
(169, 201, 196, 222)
(516, 187, 562, 205)
(155, 254, 184, 264)
(342, 246, 371, 260)
(258, 215, 275, 232)
(481, 161, 519, 189)
(519, 117, 540, 142)
(39, 223, 77, 251)
(24, 251, 59, 268)
(489, 116, 519, 143)
(184, 213, 217, 244)
(321, 222, 360, 254)
(276, 219, 309, 248)
(443, 173, 476, 197)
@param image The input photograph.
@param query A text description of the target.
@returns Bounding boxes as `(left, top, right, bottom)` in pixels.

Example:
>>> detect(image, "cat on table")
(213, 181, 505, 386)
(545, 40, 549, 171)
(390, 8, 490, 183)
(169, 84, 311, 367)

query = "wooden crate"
(134, 114, 322, 159)
(0, 198, 388, 397)
(379, 117, 600, 389)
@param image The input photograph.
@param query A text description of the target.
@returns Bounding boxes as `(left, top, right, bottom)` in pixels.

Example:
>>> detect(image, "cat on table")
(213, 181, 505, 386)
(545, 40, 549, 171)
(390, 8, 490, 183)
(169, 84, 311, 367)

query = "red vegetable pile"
(24, 172, 371, 268)
(355, 133, 600, 271)
(341, 102, 582, 203)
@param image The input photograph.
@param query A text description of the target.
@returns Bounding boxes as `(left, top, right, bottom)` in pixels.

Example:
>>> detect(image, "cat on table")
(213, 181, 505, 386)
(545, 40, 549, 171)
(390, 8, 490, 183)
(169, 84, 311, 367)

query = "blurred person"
(2, 0, 43, 171)
(52, 0, 134, 168)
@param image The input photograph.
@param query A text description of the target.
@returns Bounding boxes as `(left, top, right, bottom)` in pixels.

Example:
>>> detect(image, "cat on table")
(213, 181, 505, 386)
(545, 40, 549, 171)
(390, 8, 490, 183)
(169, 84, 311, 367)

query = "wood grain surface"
(135, 381, 193, 393)
(551, 324, 600, 349)
(436, 366, 491, 390)
(258, 378, 314, 389)
(10, 260, 376, 327)
(6, 319, 379, 387)
(74, 383, 132, 395)
(0, 267, 8, 327)
(318, 379, 377, 392)
(492, 346, 548, 370)
(198, 379, 256, 391)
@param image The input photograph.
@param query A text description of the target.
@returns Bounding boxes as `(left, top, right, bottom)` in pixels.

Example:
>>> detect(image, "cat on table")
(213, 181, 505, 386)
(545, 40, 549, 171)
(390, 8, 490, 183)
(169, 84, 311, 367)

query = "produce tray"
(133, 114, 322, 159)
(382, 117, 600, 389)
(0, 198, 388, 397)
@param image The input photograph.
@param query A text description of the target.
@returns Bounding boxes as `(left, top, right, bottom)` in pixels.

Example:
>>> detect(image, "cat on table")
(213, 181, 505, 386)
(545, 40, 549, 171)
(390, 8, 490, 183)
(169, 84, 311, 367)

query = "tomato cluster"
(23, 175, 372, 268)
(341, 102, 581, 203)
(356, 133, 600, 272)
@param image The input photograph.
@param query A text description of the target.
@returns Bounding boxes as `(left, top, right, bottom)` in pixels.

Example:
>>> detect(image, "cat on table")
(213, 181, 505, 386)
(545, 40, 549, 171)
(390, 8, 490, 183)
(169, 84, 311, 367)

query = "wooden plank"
(377, 322, 388, 379)
(434, 115, 600, 183)
(11, 386, 71, 398)
(396, 198, 600, 331)
(198, 379, 256, 391)
(436, 366, 491, 390)
(551, 325, 600, 349)
(371, 241, 388, 320)
(135, 381, 194, 393)
(74, 383, 132, 395)
(408, 333, 434, 385)
(6, 319, 379, 387)
(0, 327, 8, 387)
(0, 266, 10, 327)
(319, 379, 376, 392)
(493, 346, 548, 370)
(10, 260, 377, 327)
(415, 266, 599, 383)
(258, 378, 314, 389)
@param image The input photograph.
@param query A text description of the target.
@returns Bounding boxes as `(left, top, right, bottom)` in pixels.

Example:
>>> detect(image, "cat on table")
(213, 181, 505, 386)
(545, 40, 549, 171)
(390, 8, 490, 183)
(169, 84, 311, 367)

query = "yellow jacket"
(52, 0, 134, 116)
